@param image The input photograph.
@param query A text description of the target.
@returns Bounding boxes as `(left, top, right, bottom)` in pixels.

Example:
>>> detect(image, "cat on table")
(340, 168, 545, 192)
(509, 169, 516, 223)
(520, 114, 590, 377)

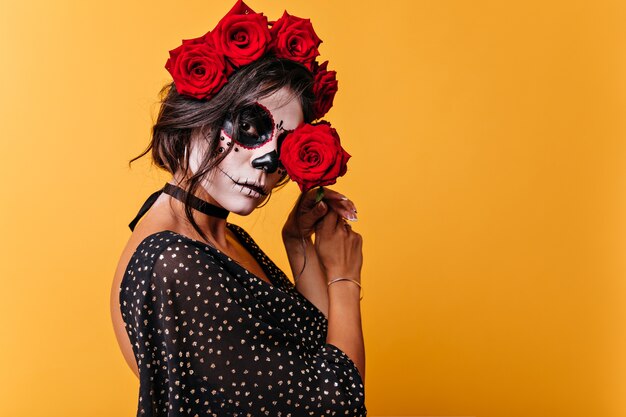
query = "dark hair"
(128, 54, 316, 243)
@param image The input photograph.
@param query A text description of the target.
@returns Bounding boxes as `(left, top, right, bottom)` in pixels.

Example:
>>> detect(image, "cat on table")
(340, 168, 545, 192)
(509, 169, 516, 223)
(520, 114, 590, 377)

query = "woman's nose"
(251, 150, 279, 173)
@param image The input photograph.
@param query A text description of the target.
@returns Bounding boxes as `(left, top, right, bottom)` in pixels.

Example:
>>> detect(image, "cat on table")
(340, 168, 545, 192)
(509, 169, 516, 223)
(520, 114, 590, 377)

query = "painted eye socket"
(222, 103, 274, 149)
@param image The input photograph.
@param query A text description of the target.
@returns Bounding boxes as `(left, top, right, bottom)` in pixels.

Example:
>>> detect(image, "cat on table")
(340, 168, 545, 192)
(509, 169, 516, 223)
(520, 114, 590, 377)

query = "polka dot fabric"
(119, 223, 366, 416)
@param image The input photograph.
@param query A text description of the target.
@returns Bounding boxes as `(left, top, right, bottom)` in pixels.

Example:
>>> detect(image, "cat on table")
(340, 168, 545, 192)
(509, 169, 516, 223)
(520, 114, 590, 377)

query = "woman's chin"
(220, 197, 264, 216)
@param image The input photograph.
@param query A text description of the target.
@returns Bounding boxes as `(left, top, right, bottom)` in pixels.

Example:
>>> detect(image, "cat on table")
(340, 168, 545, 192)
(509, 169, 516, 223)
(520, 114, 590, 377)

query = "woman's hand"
(314, 208, 363, 284)
(282, 187, 358, 241)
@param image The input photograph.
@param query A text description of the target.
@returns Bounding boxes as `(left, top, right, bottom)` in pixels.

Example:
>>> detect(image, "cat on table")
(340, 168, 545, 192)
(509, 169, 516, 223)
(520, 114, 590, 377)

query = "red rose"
(164, 36, 228, 99)
(211, 0, 271, 70)
(269, 11, 322, 72)
(279, 121, 350, 192)
(312, 60, 338, 119)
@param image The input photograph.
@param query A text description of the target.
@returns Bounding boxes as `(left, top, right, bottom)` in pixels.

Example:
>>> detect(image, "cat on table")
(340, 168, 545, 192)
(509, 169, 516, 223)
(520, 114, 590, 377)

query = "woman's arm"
(283, 232, 329, 318)
(327, 279, 365, 382)
(281, 187, 358, 319)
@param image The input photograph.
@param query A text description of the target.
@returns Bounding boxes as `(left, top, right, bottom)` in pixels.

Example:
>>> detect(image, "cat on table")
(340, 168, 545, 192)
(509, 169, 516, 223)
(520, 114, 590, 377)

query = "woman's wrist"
(282, 229, 313, 248)
(327, 278, 362, 301)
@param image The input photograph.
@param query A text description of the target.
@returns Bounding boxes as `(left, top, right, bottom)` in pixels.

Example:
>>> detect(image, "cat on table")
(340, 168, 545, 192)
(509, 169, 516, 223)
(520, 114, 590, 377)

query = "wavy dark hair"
(129, 54, 316, 243)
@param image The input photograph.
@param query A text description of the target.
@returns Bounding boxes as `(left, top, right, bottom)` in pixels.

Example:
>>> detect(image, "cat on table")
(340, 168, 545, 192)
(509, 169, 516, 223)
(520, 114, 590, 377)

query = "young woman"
(110, 2, 366, 415)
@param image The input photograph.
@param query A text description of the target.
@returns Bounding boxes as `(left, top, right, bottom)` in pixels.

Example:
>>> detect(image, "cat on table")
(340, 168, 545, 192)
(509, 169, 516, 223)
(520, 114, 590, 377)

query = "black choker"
(163, 183, 230, 218)
(128, 182, 230, 231)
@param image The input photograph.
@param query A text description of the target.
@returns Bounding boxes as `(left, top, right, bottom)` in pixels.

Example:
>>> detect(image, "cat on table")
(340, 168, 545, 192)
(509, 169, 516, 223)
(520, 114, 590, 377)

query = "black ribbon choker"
(128, 182, 230, 231)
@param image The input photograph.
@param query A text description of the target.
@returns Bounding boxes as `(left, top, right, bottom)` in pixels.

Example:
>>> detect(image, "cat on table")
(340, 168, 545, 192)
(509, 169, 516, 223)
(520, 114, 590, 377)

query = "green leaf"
(314, 186, 325, 203)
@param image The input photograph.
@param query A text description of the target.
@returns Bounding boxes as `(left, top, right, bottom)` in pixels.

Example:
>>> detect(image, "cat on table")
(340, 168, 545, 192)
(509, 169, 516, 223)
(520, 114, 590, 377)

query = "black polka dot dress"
(119, 223, 367, 416)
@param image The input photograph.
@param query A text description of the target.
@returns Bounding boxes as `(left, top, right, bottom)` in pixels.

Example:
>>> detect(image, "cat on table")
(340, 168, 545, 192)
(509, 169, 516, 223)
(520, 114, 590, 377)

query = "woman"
(110, 1, 366, 415)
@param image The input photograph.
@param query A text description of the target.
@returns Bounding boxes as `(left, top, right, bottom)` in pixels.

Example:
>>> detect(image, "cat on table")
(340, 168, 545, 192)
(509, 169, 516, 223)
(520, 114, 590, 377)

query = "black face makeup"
(221, 103, 274, 149)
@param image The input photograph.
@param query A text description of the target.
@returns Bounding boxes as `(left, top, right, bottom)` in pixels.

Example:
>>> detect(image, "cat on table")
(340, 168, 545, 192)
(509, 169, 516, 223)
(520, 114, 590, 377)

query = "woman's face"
(189, 86, 304, 215)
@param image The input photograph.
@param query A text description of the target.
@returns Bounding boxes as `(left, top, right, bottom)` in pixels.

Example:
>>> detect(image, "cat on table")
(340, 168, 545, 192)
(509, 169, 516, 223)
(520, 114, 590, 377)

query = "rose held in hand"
(279, 121, 350, 192)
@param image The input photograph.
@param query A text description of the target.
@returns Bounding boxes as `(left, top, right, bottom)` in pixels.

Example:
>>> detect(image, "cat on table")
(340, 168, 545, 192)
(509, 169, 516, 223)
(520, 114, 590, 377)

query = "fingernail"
(340, 196, 348, 201)
(347, 213, 358, 221)
(352, 208, 358, 214)
(317, 201, 326, 211)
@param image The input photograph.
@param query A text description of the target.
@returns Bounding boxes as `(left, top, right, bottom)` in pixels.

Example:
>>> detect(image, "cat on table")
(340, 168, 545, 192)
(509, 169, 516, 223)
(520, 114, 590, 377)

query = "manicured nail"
(340, 196, 348, 201)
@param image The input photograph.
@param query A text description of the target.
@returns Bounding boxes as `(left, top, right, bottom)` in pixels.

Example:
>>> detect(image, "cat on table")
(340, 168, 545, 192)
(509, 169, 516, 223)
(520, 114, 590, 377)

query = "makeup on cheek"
(276, 128, 294, 170)
(221, 103, 275, 149)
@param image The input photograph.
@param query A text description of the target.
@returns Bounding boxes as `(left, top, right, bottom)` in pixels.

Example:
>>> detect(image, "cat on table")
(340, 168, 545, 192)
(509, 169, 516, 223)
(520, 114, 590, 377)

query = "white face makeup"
(188, 86, 304, 215)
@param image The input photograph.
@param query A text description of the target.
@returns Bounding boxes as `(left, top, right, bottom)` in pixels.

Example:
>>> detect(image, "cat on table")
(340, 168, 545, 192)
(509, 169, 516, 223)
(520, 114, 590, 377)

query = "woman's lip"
(218, 168, 268, 196)
(236, 182, 267, 196)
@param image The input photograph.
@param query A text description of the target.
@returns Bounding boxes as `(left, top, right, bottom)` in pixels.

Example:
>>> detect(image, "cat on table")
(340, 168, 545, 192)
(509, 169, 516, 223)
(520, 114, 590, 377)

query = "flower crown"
(164, 0, 338, 120)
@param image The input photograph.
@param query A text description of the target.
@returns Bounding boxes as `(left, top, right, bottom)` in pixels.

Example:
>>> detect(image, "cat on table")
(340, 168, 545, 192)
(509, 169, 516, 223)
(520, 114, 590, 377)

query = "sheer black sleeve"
(136, 238, 366, 416)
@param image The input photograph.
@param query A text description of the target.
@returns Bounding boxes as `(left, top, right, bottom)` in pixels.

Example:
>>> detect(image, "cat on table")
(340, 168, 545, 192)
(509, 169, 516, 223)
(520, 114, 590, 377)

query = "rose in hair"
(269, 11, 322, 72)
(279, 121, 350, 193)
(164, 37, 228, 100)
(211, 0, 271, 71)
(312, 60, 338, 119)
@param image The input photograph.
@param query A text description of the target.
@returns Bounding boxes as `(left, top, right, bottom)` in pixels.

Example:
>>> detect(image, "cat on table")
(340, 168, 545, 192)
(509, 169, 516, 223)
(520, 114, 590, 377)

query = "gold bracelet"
(327, 277, 363, 300)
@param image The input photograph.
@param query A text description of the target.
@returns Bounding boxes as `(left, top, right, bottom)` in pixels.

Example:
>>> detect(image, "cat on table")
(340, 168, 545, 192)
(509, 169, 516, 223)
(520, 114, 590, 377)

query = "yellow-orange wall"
(0, 0, 624, 416)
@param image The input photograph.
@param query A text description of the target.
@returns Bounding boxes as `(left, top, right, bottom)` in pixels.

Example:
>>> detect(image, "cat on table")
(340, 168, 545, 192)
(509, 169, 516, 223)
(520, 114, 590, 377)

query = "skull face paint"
(187, 87, 304, 215)
(221, 103, 275, 150)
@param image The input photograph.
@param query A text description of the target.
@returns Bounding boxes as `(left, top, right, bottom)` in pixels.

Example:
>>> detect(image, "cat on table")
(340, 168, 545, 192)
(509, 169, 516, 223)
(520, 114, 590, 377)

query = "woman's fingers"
(316, 206, 339, 237)
(321, 188, 357, 213)
(300, 187, 324, 211)
(325, 198, 357, 222)
(300, 187, 357, 222)
(289, 189, 329, 235)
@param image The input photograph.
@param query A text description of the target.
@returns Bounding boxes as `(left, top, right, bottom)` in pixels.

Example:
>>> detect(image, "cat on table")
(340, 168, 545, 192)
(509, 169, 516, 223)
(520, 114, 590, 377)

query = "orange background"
(0, 0, 624, 416)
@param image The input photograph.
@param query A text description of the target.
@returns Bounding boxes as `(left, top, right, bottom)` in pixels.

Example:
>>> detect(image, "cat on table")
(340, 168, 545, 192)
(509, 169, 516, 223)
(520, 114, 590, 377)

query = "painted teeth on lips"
(237, 182, 268, 196)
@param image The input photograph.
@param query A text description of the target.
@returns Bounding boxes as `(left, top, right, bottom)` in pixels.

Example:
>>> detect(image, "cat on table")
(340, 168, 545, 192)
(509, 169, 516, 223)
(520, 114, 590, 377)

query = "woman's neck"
(163, 178, 229, 248)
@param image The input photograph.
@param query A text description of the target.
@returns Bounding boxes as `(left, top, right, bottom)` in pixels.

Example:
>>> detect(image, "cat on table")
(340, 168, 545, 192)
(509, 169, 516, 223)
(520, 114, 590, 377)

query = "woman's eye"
(221, 103, 274, 149)
(240, 121, 257, 136)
